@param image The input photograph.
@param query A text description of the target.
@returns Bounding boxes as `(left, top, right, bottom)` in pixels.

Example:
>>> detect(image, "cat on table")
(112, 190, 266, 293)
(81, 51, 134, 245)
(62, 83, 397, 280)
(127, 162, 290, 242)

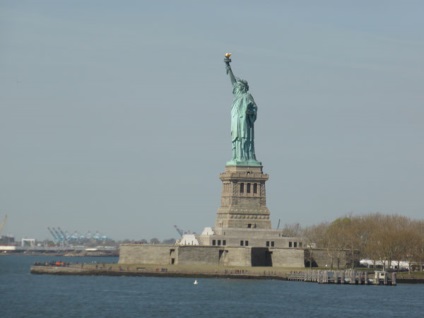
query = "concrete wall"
(177, 246, 220, 265)
(271, 249, 305, 267)
(178, 247, 274, 267)
(119, 244, 173, 265)
(224, 247, 252, 267)
(119, 244, 305, 268)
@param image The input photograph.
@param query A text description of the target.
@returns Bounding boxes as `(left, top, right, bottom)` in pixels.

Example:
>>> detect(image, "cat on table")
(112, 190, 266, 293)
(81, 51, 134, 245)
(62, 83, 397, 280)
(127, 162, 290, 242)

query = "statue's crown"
(237, 79, 249, 91)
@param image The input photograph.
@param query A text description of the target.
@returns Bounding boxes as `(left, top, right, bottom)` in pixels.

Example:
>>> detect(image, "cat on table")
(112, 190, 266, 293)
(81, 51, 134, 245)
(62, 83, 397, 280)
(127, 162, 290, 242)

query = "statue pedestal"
(226, 159, 262, 167)
(215, 165, 271, 229)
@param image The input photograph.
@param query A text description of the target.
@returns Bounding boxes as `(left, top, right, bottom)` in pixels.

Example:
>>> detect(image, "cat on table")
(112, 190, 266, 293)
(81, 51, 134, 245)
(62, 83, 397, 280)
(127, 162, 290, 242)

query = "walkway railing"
(287, 270, 396, 286)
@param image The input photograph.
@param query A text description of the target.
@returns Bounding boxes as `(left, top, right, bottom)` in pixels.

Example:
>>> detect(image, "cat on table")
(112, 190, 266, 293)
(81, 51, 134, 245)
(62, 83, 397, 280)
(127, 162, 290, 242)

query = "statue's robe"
(230, 90, 257, 161)
(231, 92, 257, 143)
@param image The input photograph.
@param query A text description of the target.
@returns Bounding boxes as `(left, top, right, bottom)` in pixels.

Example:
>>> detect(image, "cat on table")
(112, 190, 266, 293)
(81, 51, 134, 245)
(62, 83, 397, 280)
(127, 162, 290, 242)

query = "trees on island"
(298, 213, 424, 271)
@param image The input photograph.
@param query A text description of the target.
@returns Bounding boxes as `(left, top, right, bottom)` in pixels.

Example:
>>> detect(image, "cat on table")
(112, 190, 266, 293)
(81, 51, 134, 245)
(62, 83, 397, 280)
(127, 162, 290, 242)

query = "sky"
(1, 1, 423, 241)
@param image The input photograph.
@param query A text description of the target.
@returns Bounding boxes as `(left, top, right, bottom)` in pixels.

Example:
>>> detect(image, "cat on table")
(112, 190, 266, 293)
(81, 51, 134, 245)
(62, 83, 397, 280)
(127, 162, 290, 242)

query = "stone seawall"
(30, 263, 424, 283)
(30, 263, 294, 279)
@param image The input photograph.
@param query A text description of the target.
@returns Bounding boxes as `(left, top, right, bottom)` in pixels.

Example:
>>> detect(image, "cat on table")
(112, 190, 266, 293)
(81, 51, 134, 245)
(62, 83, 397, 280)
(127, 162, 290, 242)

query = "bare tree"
(162, 238, 176, 244)
(302, 222, 329, 268)
(281, 223, 303, 237)
(412, 221, 424, 271)
(150, 238, 160, 244)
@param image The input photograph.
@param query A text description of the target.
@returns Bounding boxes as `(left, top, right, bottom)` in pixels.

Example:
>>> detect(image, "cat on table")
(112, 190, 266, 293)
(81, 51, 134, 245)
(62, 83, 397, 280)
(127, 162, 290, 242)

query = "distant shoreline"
(1, 251, 118, 257)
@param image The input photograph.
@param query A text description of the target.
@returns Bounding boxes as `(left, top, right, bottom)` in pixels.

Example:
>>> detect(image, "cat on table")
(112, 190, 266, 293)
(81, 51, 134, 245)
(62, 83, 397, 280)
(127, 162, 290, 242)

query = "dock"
(288, 270, 397, 286)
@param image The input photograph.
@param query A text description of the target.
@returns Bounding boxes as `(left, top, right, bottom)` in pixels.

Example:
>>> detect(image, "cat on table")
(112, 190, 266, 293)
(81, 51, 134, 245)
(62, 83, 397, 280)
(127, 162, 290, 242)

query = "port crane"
(174, 225, 194, 237)
(47, 227, 68, 244)
(47, 227, 59, 242)
(174, 225, 185, 237)
(57, 227, 68, 241)
(48, 226, 111, 244)
(52, 227, 64, 242)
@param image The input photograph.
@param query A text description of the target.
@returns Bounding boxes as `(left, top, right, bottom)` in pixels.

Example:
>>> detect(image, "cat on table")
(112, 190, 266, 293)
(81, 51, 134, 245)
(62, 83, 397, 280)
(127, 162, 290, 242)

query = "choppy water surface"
(1, 255, 423, 318)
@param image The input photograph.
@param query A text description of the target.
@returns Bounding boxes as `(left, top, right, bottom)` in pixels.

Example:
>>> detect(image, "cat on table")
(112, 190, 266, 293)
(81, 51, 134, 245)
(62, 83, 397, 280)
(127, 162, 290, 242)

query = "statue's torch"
(224, 53, 232, 73)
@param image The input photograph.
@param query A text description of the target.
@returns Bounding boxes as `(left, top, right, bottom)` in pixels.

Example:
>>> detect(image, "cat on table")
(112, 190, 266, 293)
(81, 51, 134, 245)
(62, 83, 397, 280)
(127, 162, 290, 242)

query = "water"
(1, 255, 423, 318)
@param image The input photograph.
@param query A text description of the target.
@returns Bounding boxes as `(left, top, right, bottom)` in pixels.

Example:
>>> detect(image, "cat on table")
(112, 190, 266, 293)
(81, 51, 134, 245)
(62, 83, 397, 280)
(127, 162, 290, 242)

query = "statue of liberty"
(224, 53, 260, 166)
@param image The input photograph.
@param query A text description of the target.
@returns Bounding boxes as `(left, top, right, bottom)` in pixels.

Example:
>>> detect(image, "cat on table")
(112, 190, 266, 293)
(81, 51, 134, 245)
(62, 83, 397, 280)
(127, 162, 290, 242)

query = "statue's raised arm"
(224, 53, 236, 86)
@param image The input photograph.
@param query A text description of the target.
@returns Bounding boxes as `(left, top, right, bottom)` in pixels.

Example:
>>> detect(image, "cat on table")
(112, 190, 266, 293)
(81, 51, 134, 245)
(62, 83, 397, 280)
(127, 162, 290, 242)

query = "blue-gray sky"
(1, 1, 423, 240)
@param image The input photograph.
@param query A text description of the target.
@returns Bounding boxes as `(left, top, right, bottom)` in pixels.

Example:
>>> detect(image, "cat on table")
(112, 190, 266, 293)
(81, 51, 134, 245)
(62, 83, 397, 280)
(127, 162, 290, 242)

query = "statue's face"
(235, 82, 247, 93)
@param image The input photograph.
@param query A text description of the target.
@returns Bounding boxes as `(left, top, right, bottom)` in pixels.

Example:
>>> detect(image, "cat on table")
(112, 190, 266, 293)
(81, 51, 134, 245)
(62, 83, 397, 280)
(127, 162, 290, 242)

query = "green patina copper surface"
(224, 54, 261, 166)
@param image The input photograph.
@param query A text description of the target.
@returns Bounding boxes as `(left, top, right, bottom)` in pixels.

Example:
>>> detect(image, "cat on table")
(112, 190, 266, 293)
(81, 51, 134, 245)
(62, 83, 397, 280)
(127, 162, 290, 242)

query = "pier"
(288, 270, 396, 286)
